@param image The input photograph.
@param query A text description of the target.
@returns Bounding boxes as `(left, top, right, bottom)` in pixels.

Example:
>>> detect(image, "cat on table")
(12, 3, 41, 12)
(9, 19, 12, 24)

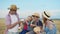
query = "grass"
(0, 18, 60, 34)
(53, 20, 60, 32)
(0, 18, 6, 34)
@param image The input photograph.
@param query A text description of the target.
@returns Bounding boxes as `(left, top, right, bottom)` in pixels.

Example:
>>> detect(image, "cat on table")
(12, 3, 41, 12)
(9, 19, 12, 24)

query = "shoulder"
(38, 20, 42, 23)
(5, 14, 10, 19)
(47, 20, 54, 30)
(37, 20, 43, 26)
(47, 20, 54, 25)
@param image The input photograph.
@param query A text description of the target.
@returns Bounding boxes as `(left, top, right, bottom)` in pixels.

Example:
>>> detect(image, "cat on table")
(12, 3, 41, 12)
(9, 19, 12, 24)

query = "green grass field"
(0, 18, 60, 34)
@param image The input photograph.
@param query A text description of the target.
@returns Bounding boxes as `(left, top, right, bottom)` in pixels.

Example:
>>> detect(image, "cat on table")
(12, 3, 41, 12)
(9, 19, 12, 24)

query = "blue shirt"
(44, 20, 57, 34)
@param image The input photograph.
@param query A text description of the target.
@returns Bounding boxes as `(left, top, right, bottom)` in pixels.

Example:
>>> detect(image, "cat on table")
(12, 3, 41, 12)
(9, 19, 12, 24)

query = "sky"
(0, 0, 60, 19)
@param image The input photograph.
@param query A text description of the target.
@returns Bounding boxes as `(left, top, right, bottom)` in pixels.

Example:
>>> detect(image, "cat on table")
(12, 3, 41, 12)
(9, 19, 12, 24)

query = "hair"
(28, 16, 32, 20)
(28, 16, 32, 18)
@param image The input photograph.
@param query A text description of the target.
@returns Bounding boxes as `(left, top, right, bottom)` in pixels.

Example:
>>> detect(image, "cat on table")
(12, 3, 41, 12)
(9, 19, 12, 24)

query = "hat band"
(44, 11, 50, 18)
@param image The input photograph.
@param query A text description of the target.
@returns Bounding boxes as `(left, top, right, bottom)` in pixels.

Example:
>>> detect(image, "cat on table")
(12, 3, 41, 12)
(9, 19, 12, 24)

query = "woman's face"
(10, 9, 17, 14)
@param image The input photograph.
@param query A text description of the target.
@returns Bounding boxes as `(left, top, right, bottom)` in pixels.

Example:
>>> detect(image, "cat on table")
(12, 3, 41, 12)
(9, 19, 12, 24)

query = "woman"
(5, 5, 20, 34)
(42, 11, 57, 34)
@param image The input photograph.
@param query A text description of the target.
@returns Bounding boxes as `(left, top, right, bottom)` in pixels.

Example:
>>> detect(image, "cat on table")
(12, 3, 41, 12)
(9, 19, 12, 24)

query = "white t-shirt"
(8, 14, 19, 32)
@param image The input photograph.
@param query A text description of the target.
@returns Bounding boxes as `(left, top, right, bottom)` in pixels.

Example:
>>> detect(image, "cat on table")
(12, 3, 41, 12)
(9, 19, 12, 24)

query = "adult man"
(26, 13, 43, 34)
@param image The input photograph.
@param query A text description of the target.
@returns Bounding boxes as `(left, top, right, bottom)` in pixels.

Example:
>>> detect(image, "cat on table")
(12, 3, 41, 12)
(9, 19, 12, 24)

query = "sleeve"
(5, 15, 11, 25)
(47, 30, 55, 34)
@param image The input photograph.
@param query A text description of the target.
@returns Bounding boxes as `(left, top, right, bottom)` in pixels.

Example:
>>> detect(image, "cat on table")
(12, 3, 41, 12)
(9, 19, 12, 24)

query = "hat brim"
(8, 8, 19, 10)
(32, 15, 40, 18)
(42, 12, 50, 19)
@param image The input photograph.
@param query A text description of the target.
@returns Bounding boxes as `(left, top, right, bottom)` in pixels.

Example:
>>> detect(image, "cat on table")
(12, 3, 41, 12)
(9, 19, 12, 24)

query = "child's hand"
(30, 24, 36, 27)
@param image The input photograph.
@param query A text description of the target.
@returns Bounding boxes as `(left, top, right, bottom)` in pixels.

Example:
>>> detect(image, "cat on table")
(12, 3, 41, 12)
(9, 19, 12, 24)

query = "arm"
(6, 22, 19, 29)
(5, 16, 19, 29)
(47, 22, 56, 34)
(30, 21, 36, 27)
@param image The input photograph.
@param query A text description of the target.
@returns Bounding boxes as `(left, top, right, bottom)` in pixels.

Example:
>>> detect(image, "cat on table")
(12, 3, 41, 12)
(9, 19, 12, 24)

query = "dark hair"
(49, 19, 54, 22)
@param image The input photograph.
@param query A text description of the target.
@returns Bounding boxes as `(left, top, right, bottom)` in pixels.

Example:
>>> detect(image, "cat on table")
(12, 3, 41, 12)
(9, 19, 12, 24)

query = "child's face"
(27, 17, 32, 21)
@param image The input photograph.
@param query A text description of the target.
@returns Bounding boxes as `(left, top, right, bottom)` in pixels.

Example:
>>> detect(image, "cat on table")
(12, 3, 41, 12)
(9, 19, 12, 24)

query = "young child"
(19, 20, 27, 34)
(33, 26, 46, 34)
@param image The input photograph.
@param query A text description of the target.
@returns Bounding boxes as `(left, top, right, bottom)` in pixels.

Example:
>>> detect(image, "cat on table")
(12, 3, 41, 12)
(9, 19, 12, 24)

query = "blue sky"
(0, 0, 60, 19)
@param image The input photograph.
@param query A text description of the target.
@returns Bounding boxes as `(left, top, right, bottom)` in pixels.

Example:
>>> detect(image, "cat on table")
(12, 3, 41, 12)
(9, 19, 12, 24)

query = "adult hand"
(16, 21, 20, 24)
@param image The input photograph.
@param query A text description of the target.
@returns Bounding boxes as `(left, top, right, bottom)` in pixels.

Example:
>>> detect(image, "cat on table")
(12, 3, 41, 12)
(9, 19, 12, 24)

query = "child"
(26, 26, 45, 34)
(19, 19, 28, 34)
(33, 26, 46, 34)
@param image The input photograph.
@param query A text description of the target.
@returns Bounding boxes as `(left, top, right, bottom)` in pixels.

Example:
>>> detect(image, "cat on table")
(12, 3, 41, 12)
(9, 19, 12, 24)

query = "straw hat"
(33, 26, 41, 33)
(8, 4, 19, 10)
(42, 11, 51, 19)
(32, 13, 40, 18)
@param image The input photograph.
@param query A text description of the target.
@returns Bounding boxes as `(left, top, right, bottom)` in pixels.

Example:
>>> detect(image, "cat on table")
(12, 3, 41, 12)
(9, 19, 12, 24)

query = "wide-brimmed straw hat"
(33, 26, 41, 33)
(8, 4, 19, 10)
(32, 13, 40, 18)
(42, 11, 51, 19)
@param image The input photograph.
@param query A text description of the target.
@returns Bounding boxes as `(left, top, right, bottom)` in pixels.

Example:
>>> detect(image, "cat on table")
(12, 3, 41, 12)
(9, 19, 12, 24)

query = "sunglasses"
(10, 9, 17, 11)
(32, 15, 39, 18)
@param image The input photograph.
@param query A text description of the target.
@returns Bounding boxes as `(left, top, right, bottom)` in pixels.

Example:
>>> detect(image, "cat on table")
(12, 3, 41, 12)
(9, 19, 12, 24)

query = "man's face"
(32, 15, 39, 21)
(10, 9, 17, 14)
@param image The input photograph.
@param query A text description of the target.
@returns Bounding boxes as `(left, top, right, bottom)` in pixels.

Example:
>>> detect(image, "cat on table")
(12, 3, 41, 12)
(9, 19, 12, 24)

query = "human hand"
(30, 24, 36, 27)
